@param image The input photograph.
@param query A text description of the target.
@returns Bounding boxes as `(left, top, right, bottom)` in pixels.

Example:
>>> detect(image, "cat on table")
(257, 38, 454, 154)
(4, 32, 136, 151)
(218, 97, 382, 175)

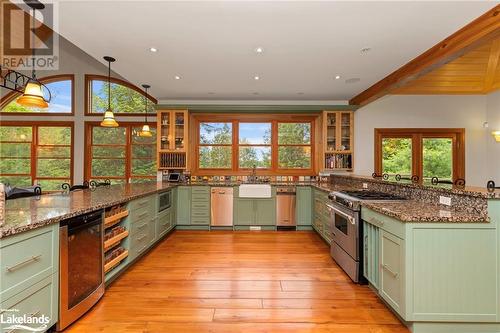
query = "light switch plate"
(439, 196, 452, 206)
(362, 183, 368, 189)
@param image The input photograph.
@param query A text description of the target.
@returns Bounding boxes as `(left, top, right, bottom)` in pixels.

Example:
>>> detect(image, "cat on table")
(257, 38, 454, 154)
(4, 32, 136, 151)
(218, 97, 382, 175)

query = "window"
(86, 123, 157, 183)
(0, 75, 74, 114)
(85, 75, 157, 115)
(0, 123, 73, 190)
(277, 123, 312, 169)
(194, 116, 315, 174)
(375, 128, 465, 183)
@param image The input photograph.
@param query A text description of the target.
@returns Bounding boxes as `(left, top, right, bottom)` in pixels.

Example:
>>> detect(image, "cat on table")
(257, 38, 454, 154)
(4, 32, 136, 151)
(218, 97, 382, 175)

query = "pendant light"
(138, 84, 152, 137)
(17, 1, 49, 108)
(100, 56, 119, 127)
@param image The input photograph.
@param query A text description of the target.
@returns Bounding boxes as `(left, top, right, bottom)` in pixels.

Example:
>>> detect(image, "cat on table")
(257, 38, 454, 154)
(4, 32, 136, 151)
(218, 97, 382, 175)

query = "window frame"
(84, 74, 158, 116)
(84, 121, 157, 183)
(374, 128, 465, 183)
(237, 121, 272, 170)
(191, 114, 316, 176)
(0, 74, 75, 116)
(0, 121, 74, 190)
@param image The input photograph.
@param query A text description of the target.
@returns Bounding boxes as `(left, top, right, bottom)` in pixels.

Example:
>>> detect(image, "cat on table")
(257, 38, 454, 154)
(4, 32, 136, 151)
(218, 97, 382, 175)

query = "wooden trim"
(84, 74, 158, 116)
(0, 74, 76, 115)
(189, 113, 317, 176)
(374, 128, 465, 183)
(350, 5, 500, 106)
(0, 121, 74, 187)
(155, 104, 356, 112)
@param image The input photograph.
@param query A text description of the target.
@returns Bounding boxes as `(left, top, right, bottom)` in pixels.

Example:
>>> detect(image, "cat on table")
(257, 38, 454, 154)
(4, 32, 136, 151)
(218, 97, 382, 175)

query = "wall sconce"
(492, 131, 500, 142)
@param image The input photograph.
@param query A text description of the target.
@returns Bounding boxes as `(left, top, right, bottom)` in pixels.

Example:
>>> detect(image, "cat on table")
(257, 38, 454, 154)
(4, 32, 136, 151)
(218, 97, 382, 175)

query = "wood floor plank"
(63, 231, 409, 332)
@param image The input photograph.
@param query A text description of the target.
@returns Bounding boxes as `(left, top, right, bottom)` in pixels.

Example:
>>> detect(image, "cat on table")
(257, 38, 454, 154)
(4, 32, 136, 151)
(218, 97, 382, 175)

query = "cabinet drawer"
(191, 187, 210, 195)
(156, 210, 172, 238)
(191, 209, 209, 218)
(191, 193, 210, 202)
(130, 218, 153, 235)
(0, 226, 58, 301)
(129, 195, 155, 211)
(191, 217, 210, 225)
(191, 202, 210, 210)
(0, 274, 58, 332)
(362, 208, 405, 239)
(130, 205, 155, 224)
(379, 230, 404, 317)
(130, 225, 154, 256)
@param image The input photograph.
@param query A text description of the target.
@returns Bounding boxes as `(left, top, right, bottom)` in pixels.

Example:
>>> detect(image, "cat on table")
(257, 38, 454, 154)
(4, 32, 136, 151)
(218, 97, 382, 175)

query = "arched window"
(0, 75, 74, 114)
(85, 75, 157, 115)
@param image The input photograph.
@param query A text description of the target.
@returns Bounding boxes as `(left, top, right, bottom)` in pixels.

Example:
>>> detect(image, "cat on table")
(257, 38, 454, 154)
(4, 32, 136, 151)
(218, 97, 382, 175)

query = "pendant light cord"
(107, 60, 111, 110)
(31, 8, 36, 79)
(144, 87, 148, 124)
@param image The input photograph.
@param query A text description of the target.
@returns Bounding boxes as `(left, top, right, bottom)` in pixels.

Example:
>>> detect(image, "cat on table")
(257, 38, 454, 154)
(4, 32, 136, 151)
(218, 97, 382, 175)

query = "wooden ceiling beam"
(483, 38, 500, 92)
(349, 5, 500, 106)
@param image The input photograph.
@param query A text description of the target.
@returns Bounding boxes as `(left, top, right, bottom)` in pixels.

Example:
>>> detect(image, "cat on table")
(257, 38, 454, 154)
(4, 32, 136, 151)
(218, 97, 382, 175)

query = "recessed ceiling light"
(255, 47, 264, 53)
(360, 47, 371, 54)
(335, 75, 341, 80)
(254, 76, 260, 80)
(253, 92, 259, 95)
(174, 75, 181, 80)
(149, 47, 158, 53)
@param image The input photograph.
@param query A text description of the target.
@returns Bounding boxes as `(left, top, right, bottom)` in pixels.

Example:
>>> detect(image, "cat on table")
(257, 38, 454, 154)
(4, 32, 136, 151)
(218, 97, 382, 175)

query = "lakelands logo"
(0, 0, 59, 70)
(1, 308, 50, 332)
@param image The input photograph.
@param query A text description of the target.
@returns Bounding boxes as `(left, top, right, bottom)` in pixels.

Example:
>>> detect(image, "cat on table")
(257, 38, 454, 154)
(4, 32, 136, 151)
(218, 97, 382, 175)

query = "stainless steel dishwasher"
(276, 186, 296, 226)
(211, 187, 234, 226)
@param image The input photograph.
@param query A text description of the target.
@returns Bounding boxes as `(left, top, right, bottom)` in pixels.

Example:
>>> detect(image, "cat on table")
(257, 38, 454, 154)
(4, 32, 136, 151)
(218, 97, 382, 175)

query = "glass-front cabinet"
(322, 111, 354, 171)
(157, 110, 188, 169)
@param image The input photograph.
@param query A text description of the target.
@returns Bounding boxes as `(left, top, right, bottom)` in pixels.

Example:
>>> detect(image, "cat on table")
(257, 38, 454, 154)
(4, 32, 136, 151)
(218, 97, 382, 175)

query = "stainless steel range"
(327, 190, 406, 283)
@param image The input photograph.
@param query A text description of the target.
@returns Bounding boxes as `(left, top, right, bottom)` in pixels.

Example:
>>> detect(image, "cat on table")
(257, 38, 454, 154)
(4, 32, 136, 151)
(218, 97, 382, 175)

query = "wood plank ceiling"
(392, 38, 500, 95)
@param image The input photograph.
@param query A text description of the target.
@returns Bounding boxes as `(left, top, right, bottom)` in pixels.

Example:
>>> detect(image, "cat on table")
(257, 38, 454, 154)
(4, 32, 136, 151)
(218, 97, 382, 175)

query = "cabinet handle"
(29, 310, 41, 318)
(137, 212, 149, 219)
(137, 234, 146, 241)
(381, 264, 399, 278)
(6, 255, 42, 272)
(137, 223, 147, 229)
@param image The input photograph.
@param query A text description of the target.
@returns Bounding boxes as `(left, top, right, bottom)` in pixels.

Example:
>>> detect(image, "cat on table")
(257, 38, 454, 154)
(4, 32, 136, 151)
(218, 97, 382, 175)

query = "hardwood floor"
(65, 231, 410, 333)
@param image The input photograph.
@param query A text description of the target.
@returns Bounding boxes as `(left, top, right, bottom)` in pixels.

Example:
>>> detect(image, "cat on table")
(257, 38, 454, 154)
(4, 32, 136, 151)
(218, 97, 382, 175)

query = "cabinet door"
(176, 186, 191, 225)
(363, 221, 380, 289)
(379, 230, 404, 316)
(296, 187, 312, 226)
(173, 111, 187, 151)
(324, 112, 338, 152)
(255, 199, 275, 225)
(234, 199, 254, 225)
(158, 111, 171, 150)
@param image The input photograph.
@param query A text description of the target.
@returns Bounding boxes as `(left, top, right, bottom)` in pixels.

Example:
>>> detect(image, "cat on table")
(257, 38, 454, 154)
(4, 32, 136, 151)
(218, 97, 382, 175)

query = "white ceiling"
(55, 1, 497, 102)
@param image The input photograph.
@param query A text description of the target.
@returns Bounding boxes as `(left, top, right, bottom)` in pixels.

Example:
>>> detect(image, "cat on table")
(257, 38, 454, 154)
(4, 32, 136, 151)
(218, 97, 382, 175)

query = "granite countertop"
(362, 200, 489, 223)
(0, 182, 176, 239)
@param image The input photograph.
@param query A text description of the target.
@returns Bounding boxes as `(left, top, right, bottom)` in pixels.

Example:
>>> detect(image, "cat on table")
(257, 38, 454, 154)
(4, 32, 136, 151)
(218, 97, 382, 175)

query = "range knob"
(348, 201, 353, 208)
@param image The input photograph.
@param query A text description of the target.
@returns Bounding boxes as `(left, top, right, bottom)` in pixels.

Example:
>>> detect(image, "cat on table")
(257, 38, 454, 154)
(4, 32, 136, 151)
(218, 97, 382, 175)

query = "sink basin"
(239, 184, 272, 198)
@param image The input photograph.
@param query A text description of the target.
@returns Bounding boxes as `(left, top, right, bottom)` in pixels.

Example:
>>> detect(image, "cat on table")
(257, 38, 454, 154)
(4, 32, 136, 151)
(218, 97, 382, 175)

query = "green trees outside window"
(0, 124, 72, 190)
(90, 79, 155, 114)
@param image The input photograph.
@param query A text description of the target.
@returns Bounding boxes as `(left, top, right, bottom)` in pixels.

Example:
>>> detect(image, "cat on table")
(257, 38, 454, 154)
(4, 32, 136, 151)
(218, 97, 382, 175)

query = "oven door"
(326, 202, 359, 260)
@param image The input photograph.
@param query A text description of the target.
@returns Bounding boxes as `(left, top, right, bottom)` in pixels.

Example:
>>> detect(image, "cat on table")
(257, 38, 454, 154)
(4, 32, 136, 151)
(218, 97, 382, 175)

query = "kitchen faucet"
(249, 165, 257, 183)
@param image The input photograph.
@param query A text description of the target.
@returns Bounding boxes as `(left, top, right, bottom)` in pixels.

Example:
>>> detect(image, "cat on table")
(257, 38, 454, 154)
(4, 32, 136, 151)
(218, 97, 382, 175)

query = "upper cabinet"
(322, 111, 354, 171)
(157, 110, 188, 170)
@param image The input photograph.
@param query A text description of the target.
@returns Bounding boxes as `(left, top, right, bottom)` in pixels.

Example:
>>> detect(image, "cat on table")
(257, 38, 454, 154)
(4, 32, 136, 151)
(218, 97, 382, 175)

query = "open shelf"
(104, 249, 129, 273)
(104, 210, 129, 229)
(104, 230, 129, 251)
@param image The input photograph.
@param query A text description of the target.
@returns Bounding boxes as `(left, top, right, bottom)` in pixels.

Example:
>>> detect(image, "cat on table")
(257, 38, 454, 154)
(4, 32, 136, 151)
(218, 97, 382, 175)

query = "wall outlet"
(439, 196, 452, 206)
(362, 183, 368, 189)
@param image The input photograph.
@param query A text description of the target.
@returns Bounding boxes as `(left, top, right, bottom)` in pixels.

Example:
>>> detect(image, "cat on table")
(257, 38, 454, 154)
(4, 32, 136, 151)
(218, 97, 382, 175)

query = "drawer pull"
(6, 255, 42, 272)
(137, 223, 147, 229)
(29, 310, 41, 318)
(137, 212, 150, 219)
(137, 234, 146, 241)
(381, 264, 399, 278)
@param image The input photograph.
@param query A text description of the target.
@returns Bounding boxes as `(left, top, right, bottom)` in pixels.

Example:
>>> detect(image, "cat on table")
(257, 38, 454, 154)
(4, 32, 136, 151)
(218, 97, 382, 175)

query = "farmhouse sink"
(239, 184, 272, 198)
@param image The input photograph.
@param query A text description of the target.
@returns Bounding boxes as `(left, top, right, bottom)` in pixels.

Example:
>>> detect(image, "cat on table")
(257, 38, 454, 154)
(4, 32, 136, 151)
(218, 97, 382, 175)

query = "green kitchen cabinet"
(234, 199, 254, 225)
(234, 187, 276, 226)
(296, 186, 312, 226)
(312, 189, 331, 244)
(255, 199, 275, 225)
(190, 186, 210, 225)
(176, 186, 191, 225)
(379, 230, 404, 316)
(363, 221, 379, 289)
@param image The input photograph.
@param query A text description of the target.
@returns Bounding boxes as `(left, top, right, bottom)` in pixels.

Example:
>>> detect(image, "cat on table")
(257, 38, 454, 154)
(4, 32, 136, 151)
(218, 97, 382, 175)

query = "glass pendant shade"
(17, 80, 48, 108)
(100, 109, 119, 127)
(139, 124, 152, 137)
(492, 131, 500, 142)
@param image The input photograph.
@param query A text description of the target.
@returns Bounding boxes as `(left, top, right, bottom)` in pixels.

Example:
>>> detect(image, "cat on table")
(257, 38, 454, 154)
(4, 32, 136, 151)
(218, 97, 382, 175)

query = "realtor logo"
(1, 0, 59, 70)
